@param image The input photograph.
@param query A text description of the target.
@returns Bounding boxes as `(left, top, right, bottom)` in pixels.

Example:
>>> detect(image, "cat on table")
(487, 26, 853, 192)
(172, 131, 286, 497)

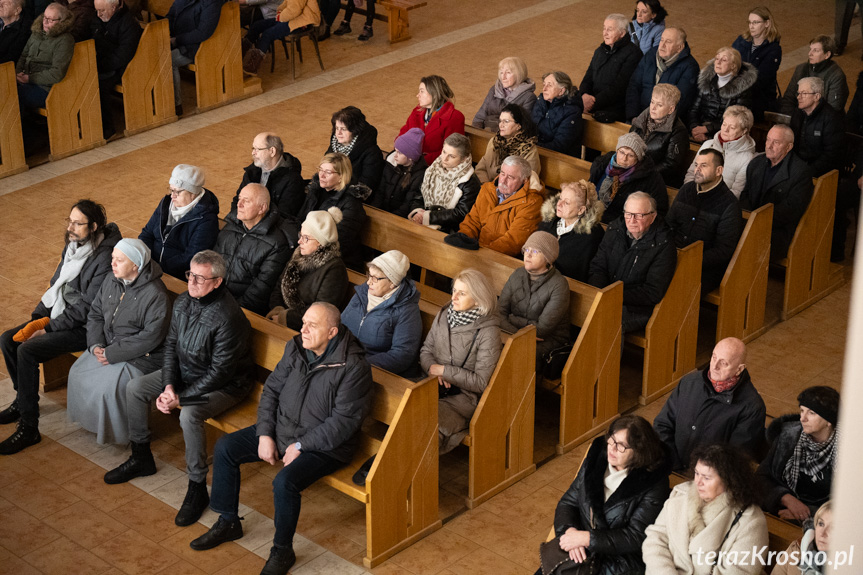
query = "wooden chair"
(0, 62, 27, 179)
(270, 26, 325, 78)
(339, 0, 427, 43)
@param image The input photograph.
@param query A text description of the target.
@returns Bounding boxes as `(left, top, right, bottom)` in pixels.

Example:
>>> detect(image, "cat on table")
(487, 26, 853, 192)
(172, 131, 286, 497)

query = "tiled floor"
(0, 0, 858, 573)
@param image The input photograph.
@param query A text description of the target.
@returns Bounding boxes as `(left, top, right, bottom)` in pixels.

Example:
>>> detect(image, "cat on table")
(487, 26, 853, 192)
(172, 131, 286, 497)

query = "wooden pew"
(37, 40, 105, 161)
(580, 113, 700, 162)
(115, 19, 178, 136)
(339, 0, 428, 43)
(0, 62, 27, 179)
(143, 0, 172, 18)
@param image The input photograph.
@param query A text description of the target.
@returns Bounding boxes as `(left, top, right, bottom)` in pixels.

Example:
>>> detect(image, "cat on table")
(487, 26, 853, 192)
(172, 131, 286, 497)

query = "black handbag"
(541, 343, 572, 380)
(539, 537, 595, 575)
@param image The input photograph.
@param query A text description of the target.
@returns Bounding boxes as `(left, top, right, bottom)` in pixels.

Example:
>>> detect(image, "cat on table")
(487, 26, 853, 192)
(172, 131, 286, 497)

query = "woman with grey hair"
(531, 71, 584, 156)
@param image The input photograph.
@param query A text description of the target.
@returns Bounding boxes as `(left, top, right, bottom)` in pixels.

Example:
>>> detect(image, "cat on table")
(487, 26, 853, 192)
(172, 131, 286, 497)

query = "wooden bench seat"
(581, 113, 699, 163)
(0, 62, 27, 179)
(339, 0, 427, 43)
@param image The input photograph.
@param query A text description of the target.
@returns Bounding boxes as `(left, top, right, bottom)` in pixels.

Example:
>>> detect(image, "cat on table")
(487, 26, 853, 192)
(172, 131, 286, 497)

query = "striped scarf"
(782, 426, 839, 492)
(330, 134, 358, 157)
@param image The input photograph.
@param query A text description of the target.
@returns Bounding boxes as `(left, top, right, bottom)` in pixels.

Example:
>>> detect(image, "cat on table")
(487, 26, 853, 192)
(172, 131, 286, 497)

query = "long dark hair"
(690, 444, 760, 509)
(632, 0, 668, 24)
(605, 415, 665, 471)
(69, 199, 107, 244)
(500, 103, 537, 139)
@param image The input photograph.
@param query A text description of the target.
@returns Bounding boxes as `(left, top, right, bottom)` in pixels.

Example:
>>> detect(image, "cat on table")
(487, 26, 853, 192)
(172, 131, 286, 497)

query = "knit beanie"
(370, 250, 410, 285)
(115, 238, 151, 270)
(523, 231, 559, 264)
(616, 133, 647, 162)
(302, 207, 343, 246)
(169, 164, 205, 195)
(394, 128, 425, 163)
(797, 386, 840, 426)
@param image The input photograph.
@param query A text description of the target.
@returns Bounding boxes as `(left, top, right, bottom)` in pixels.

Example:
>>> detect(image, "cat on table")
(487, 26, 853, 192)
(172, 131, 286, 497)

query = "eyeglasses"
(623, 211, 655, 220)
(521, 247, 542, 257)
(43, 15, 61, 22)
(498, 119, 514, 125)
(64, 218, 89, 228)
(298, 234, 316, 244)
(318, 168, 337, 177)
(167, 186, 189, 196)
(607, 436, 631, 453)
(797, 92, 817, 97)
(366, 273, 389, 284)
(251, 146, 272, 152)
(185, 270, 217, 284)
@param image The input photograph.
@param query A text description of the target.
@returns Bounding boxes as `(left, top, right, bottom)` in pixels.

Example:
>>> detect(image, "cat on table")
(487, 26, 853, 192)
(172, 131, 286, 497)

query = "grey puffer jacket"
(86, 260, 171, 373)
(471, 79, 537, 133)
(256, 326, 373, 462)
(498, 266, 570, 352)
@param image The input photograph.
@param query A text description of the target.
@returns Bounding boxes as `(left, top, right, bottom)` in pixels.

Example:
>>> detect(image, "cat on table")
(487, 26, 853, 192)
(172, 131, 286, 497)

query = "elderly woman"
(421, 268, 501, 454)
(399, 75, 466, 166)
(267, 208, 348, 331)
(688, 47, 757, 143)
(408, 133, 481, 233)
(628, 0, 667, 53)
(139, 164, 220, 280)
(372, 128, 428, 217)
(66, 240, 171, 445)
(589, 132, 668, 223)
(325, 106, 384, 191)
(474, 103, 539, 184)
(629, 83, 690, 187)
(772, 502, 832, 575)
(780, 35, 848, 115)
(537, 415, 669, 575)
(732, 6, 782, 119)
(471, 56, 536, 133)
(539, 180, 605, 282)
(684, 105, 756, 197)
(532, 71, 583, 156)
(643, 444, 768, 575)
(15, 2, 73, 115)
(342, 250, 422, 376)
(758, 386, 839, 522)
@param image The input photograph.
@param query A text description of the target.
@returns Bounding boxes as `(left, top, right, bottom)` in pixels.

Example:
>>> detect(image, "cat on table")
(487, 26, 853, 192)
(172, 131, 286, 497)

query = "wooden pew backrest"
(0, 62, 27, 178)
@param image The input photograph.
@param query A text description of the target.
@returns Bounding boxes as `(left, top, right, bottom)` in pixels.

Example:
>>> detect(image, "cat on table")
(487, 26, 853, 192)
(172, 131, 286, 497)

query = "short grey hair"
(799, 76, 824, 96)
(624, 191, 657, 213)
(770, 123, 795, 144)
(191, 250, 227, 278)
(100, 0, 120, 7)
(310, 301, 341, 329)
(263, 133, 283, 156)
(501, 155, 532, 181)
(665, 26, 687, 46)
(605, 13, 629, 34)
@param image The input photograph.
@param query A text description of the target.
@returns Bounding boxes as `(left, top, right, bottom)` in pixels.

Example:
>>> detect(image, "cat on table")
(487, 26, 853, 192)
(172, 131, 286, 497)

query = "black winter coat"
(531, 93, 584, 156)
(232, 152, 305, 219)
(626, 43, 700, 121)
(554, 436, 671, 575)
(590, 151, 669, 222)
(166, 0, 221, 58)
(163, 284, 253, 401)
(688, 61, 757, 135)
(214, 209, 292, 316)
(256, 326, 373, 462)
(578, 35, 642, 122)
(408, 171, 482, 234)
(846, 71, 863, 136)
(326, 124, 385, 191)
(629, 109, 690, 187)
(0, 17, 31, 65)
(732, 35, 781, 119)
(372, 152, 428, 217)
(790, 100, 845, 177)
(780, 59, 848, 116)
(537, 217, 604, 283)
(90, 4, 141, 78)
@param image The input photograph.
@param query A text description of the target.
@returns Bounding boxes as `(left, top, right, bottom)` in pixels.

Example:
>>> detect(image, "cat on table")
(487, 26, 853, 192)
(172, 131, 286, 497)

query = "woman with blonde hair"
(538, 180, 605, 282)
(688, 47, 757, 143)
(472, 56, 536, 133)
(772, 501, 832, 575)
(629, 83, 690, 187)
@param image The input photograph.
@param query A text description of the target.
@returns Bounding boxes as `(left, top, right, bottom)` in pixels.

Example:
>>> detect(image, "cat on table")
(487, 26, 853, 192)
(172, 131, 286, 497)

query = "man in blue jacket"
(168, 0, 222, 116)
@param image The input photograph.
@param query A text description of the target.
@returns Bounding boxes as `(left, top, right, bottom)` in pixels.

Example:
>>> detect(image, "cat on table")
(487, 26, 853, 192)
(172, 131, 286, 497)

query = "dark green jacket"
(16, 12, 75, 91)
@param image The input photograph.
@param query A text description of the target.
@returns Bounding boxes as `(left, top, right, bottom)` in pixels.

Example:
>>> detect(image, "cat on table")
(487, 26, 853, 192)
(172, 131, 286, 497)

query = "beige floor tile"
(158, 524, 250, 575)
(92, 530, 182, 575)
(46, 500, 129, 549)
(0, 505, 62, 556)
(3, 473, 81, 519)
(107, 493, 186, 544)
(21, 536, 113, 575)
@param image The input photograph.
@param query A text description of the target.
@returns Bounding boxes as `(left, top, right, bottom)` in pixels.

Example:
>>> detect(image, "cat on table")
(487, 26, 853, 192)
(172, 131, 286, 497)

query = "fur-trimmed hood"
(540, 191, 605, 234)
(697, 60, 758, 99)
(31, 11, 75, 36)
(766, 413, 801, 444)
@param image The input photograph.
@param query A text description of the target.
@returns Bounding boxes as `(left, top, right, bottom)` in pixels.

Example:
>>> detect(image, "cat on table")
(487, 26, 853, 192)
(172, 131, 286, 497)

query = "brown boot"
(243, 47, 265, 75)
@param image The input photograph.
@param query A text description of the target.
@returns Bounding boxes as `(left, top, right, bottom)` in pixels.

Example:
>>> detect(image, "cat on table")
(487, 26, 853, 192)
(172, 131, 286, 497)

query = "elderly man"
(666, 149, 743, 293)
(0, 0, 30, 65)
(15, 2, 74, 116)
(167, 0, 222, 116)
(104, 250, 253, 529)
(214, 184, 292, 316)
(577, 13, 642, 123)
(790, 77, 844, 178)
(589, 192, 676, 333)
(91, 0, 142, 139)
(625, 26, 700, 122)
(780, 35, 848, 115)
(452, 155, 544, 257)
(740, 125, 814, 262)
(188, 302, 372, 575)
(654, 337, 766, 471)
(233, 133, 306, 218)
(0, 200, 121, 454)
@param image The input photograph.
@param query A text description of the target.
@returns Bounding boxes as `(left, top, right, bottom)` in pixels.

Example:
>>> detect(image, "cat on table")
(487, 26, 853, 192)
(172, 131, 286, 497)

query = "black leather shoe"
(260, 546, 296, 575)
(189, 516, 243, 550)
(0, 423, 41, 455)
(175, 479, 210, 526)
(0, 402, 21, 425)
(333, 21, 351, 35)
(104, 442, 157, 484)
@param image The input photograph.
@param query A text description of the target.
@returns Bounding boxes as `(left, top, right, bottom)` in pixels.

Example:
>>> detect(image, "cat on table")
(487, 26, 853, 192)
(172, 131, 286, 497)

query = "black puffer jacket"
(33, 223, 123, 334)
(232, 152, 305, 219)
(214, 209, 293, 316)
(578, 35, 643, 122)
(372, 152, 428, 217)
(531, 93, 584, 156)
(162, 284, 253, 402)
(86, 260, 171, 373)
(589, 152, 669, 223)
(688, 61, 757, 135)
(537, 199, 605, 283)
(408, 170, 482, 234)
(554, 436, 671, 575)
(256, 326, 373, 463)
(790, 100, 845, 177)
(629, 109, 690, 188)
(90, 4, 141, 77)
(326, 124, 385, 191)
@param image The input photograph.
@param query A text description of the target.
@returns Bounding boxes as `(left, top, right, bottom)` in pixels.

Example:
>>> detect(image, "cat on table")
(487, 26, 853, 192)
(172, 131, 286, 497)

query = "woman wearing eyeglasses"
(341, 250, 422, 377)
(139, 164, 220, 280)
(536, 415, 669, 575)
(474, 103, 540, 185)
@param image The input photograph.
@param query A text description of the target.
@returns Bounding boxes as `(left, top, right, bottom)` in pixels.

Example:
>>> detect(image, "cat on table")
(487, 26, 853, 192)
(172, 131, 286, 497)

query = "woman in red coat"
(399, 75, 465, 166)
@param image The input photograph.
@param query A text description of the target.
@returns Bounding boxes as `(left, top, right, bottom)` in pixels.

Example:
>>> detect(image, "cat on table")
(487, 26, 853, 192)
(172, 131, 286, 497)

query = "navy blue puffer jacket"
(531, 93, 584, 157)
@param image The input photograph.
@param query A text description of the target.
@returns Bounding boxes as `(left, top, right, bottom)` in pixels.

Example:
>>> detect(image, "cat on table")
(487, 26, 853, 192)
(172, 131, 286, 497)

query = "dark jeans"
(1, 321, 87, 426)
(343, 0, 375, 26)
(247, 19, 301, 53)
(209, 425, 344, 547)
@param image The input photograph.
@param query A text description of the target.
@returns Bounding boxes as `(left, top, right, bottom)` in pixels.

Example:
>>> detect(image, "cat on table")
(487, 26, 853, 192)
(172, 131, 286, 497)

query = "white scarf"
(167, 193, 204, 226)
(717, 72, 733, 89)
(556, 218, 576, 236)
(366, 285, 399, 312)
(604, 463, 629, 501)
(41, 234, 102, 319)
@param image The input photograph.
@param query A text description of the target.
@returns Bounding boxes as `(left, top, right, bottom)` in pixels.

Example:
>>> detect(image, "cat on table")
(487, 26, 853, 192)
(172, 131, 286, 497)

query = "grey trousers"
(171, 49, 194, 107)
(126, 369, 243, 483)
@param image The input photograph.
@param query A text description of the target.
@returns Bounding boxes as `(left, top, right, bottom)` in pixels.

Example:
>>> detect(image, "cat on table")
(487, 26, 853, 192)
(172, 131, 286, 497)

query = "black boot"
(189, 516, 243, 550)
(0, 423, 41, 455)
(260, 545, 296, 575)
(333, 20, 351, 35)
(175, 479, 210, 526)
(0, 401, 21, 425)
(104, 441, 157, 484)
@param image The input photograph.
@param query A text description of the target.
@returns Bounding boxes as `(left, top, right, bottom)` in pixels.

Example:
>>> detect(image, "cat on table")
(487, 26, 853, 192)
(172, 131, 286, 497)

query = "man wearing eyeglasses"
(232, 133, 306, 219)
(104, 250, 253, 529)
(0, 200, 120, 454)
(789, 77, 844, 178)
(588, 191, 676, 333)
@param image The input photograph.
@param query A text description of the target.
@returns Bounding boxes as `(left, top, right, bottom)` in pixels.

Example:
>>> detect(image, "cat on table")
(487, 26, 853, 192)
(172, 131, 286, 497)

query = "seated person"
(408, 133, 481, 233)
(342, 250, 422, 376)
(66, 239, 171, 445)
(589, 192, 676, 333)
(167, 0, 222, 116)
(139, 164, 220, 280)
(399, 74, 465, 166)
(0, 0, 31, 65)
(589, 132, 668, 223)
(91, 0, 142, 140)
(498, 231, 570, 366)
(531, 71, 583, 156)
(214, 184, 292, 316)
(666, 149, 743, 293)
(772, 502, 832, 575)
(474, 103, 540, 184)
(237, 0, 281, 29)
(578, 12, 642, 123)
(629, 83, 689, 187)
(758, 386, 839, 521)
(731, 7, 782, 120)
(372, 128, 427, 217)
(472, 56, 536, 133)
(538, 180, 605, 282)
(325, 106, 384, 191)
(739, 124, 814, 262)
(684, 105, 756, 197)
(420, 269, 502, 454)
(268, 208, 348, 331)
(780, 35, 848, 115)
(233, 132, 305, 219)
(332, 0, 375, 40)
(242, 0, 319, 75)
(537, 415, 670, 575)
(455, 155, 544, 257)
(688, 47, 756, 143)
(653, 337, 765, 471)
(629, 0, 667, 54)
(790, 76, 844, 178)
(625, 26, 699, 122)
